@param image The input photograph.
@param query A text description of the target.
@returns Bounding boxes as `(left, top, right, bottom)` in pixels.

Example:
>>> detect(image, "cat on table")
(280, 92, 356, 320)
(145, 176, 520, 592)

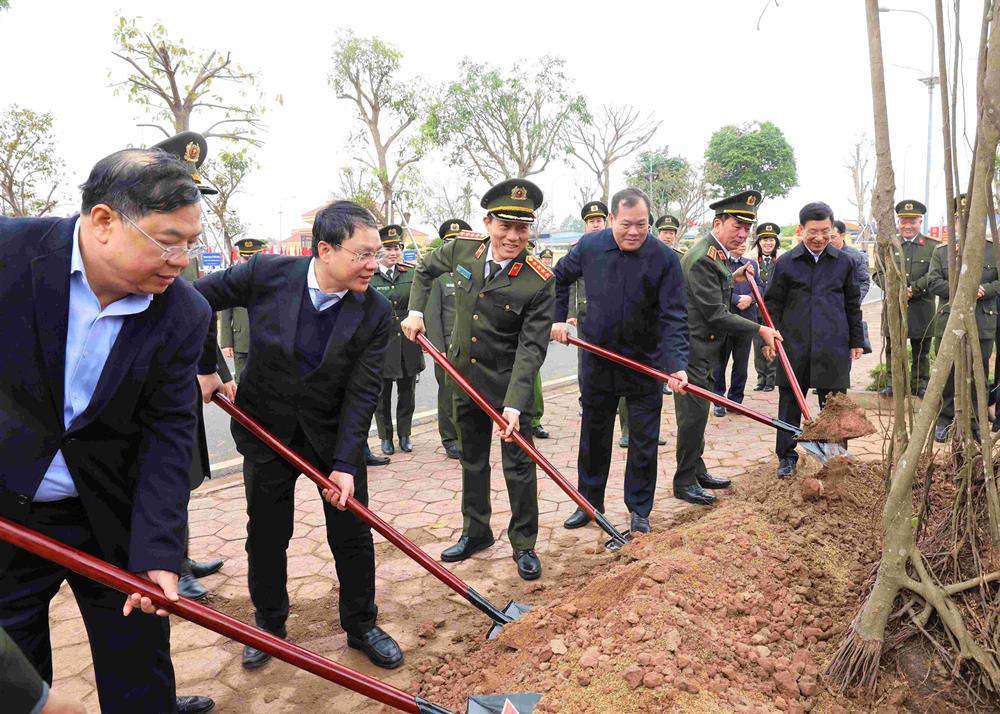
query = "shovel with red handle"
(212, 393, 529, 640)
(0, 516, 483, 714)
(415, 334, 631, 551)
(744, 277, 847, 461)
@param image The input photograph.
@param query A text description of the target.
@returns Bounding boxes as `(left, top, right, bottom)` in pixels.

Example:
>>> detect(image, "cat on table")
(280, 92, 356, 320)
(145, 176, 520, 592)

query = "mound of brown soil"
(417, 460, 894, 713)
(798, 394, 876, 442)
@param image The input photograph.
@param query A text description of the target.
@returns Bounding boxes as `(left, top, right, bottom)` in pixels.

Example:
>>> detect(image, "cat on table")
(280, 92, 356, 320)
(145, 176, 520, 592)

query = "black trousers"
(886, 337, 932, 391)
(0, 499, 176, 713)
(776, 388, 842, 460)
(374, 377, 416, 440)
(674, 341, 719, 489)
(454, 396, 538, 551)
(939, 337, 993, 423)
(713, 334, 753, 403)
(434, 364, 458, 446)
(578, 388, 662, 517)
(243, 429, 376, 637)
(753, 334, 776, 387)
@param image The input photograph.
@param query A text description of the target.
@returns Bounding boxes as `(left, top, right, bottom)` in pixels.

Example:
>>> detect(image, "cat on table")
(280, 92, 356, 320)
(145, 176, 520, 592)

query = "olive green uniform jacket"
(874, 234, 938, 339)
(927, 243, 1000, 341)
(370, 263, 425, 380)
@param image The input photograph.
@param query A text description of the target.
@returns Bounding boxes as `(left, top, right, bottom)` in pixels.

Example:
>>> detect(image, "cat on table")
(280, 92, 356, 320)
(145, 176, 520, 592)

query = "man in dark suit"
(0, 148, 215, 713)
(765, 202, 864, 478)
(194, 201, 403, 671)
(551, 187, 689, 534)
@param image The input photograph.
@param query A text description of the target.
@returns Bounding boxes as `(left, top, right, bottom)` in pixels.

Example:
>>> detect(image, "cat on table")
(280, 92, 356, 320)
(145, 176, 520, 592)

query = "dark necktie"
(486, 260, 502, 283)
(387, 266, 396, 281)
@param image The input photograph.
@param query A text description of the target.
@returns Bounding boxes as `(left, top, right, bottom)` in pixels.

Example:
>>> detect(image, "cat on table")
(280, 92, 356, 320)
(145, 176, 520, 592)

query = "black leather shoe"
(380, 438, 395, 455)
(712, 405, 726, 417)
(563, 508, 591, 529)
(242, 644, 272, 669)
(364, 446, 390, 467)
(532, 425, 550, 439)
(444, 443, 461, 460)
(763, 384, 775, 392)
(513, 549, 542, 580)
(178, 574, 209, 600)
(399, 436, 413, 452)
(878, 386, 893, 397)
(934, 421, 951, 443)
(915, 387, 927, 398)
(619, 435, 629, 448)
(440, 535, 495, 562)
(188, 558, 223, 578)
(753, 383, 765, 392)
(777, 457, 797, 480)
(630, 513, 651, 534)
(176, 696, 215, 713)
(657, 434, 667, 446)
(697, 473, 731, 489)
(674, 484, 716, 506)
(348, 626, 403, 669)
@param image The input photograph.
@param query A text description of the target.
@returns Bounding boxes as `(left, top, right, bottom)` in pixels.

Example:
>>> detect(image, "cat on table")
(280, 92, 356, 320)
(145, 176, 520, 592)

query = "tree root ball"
(797, 394, 876, 442)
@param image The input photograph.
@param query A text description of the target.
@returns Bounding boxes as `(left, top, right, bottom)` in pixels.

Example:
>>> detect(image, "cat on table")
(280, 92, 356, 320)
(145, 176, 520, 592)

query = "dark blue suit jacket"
(195, 255, 391, 473)
(728, 255, 764, 324)
(555, 229, 688, 394)
(0, 215, 212, 573)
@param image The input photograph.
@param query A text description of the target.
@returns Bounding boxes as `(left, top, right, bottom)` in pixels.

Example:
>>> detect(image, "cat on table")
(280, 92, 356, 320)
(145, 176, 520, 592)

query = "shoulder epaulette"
(525, 254, 553, 280)
(457, 230, 488, 241)
(925, 234, 940, 242)
(706, 246, 723, 262)
(398, 261, 415, 271)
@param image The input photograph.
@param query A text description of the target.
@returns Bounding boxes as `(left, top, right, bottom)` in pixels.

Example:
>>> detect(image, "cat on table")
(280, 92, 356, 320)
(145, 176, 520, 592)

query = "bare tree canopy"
(110, 15, 266, 144)
(0, 104, 64, 217)
(846, 135, 874, 234)
(426, 56, 586, 183)
(625, 147, 713, 231)
(566, 104, 660, 203)
(329, 31, 430, 224)
(201, 147, 256, 254)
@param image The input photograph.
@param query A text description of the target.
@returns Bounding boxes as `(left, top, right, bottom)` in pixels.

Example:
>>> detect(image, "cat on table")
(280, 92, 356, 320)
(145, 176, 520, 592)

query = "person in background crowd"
(765, 202, 863, 479)
(566, 201, 608, 415)
(529, 248, 555, 439)
(711, 239, 763, 416)
(751, 222, 781, 392)
(221, 238, 268, 383)
(370, 225, 425, 457)
(831, 220, 871, 302)
(425, 219, 471, 459)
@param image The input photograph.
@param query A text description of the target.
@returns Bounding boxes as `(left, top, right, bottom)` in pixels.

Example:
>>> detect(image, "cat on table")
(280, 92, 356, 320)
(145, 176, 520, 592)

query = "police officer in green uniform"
(929, 194, 999, 441)
(222, 238, 266, 382)
(751, 222, 781, 391)
(529, 247, 555, 439)
(674, 191, 781, 506)
(370, 225, 425, 455)
(875, 199, 938, 397)
(425, 219, 470, 460)
(655, 214, 684, 254)
(403, 179, 554, 580)
(567, 201, 607, 416)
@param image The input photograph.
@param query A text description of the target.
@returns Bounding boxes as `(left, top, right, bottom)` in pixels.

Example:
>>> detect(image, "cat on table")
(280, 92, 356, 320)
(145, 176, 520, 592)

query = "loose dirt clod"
(797, 394, 876, 441)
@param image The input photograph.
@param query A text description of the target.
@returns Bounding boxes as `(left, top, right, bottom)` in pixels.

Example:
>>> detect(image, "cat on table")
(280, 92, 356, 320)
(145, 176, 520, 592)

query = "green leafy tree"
(426, 56, 586, 182)
(704, 121, 798, 198)
(330, 31, 430, 224)
(110, 16, 266, 144)
(0, 105, 64, 216)
(201, 147, 256, 255)
(558, 214, 584, 232)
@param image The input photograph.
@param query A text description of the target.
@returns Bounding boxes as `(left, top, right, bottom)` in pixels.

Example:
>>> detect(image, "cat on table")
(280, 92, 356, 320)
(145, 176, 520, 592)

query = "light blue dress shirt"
(306, 258, 348, 310)
(34, 220, 153, 502)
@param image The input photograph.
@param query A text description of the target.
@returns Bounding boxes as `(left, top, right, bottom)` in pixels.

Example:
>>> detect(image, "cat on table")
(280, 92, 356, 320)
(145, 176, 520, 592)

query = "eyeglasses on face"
(119, 212, 206, 261)
(336, 244, 386, 264)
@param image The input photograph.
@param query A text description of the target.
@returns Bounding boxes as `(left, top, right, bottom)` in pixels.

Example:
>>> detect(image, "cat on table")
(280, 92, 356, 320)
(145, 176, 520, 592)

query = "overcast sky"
(0, 0, 984, 241)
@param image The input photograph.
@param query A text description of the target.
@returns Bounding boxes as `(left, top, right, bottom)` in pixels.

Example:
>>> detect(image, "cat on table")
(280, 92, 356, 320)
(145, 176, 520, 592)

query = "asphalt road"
(204, 341, 582, 467)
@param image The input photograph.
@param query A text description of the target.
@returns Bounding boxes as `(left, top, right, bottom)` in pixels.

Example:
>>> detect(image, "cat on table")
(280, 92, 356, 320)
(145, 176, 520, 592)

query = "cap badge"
(388, 228, 398, 237)
(747, 194, 757, 206)
(511, 186, 528, 201)
(590, 205, 598, 212)
(450, 222, 459, 231)
(905, 202, 913, 210)
(183, 141, 200, 163)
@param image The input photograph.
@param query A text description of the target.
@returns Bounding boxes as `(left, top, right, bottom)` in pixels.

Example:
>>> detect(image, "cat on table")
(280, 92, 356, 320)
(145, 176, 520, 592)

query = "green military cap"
(379, 224, 404, 246)
(236, 238, 267, 257)
(438, 218, 472, 240)
(895, 199, 926, 217)
(655, 214, 681, 232)
(481, 178, 543, 224)
(953, 194, 968, 214)
(152, 131, 217, 196)
(709, 190, 762, 223)
(755, 222, 780, 238)
(538, 248, 553, 258)
(580, 200, 608, 221)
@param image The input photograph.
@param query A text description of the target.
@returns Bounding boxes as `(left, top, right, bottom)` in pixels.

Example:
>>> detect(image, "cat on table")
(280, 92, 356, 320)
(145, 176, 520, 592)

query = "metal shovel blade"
(604, 528, 632, 552)
(486, 600, 532, 641)
(798, 439, 849, 463)
(466, 693, 543, 714)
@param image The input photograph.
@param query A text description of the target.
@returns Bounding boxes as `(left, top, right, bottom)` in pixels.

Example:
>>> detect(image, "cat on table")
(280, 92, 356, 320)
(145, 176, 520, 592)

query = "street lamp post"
(879, 6, 937, 220)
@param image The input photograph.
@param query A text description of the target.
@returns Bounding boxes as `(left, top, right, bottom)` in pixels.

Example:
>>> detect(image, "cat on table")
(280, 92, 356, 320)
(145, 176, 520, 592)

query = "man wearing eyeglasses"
(0, 148, 215, 712)
(193, 201, 404, 671)
(764, 202, 864, 479)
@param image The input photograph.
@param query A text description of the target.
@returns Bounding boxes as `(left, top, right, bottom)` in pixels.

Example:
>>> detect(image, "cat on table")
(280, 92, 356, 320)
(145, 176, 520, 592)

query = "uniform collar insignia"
(509, 262, 523, 277)
(474, 243, 487, 259)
